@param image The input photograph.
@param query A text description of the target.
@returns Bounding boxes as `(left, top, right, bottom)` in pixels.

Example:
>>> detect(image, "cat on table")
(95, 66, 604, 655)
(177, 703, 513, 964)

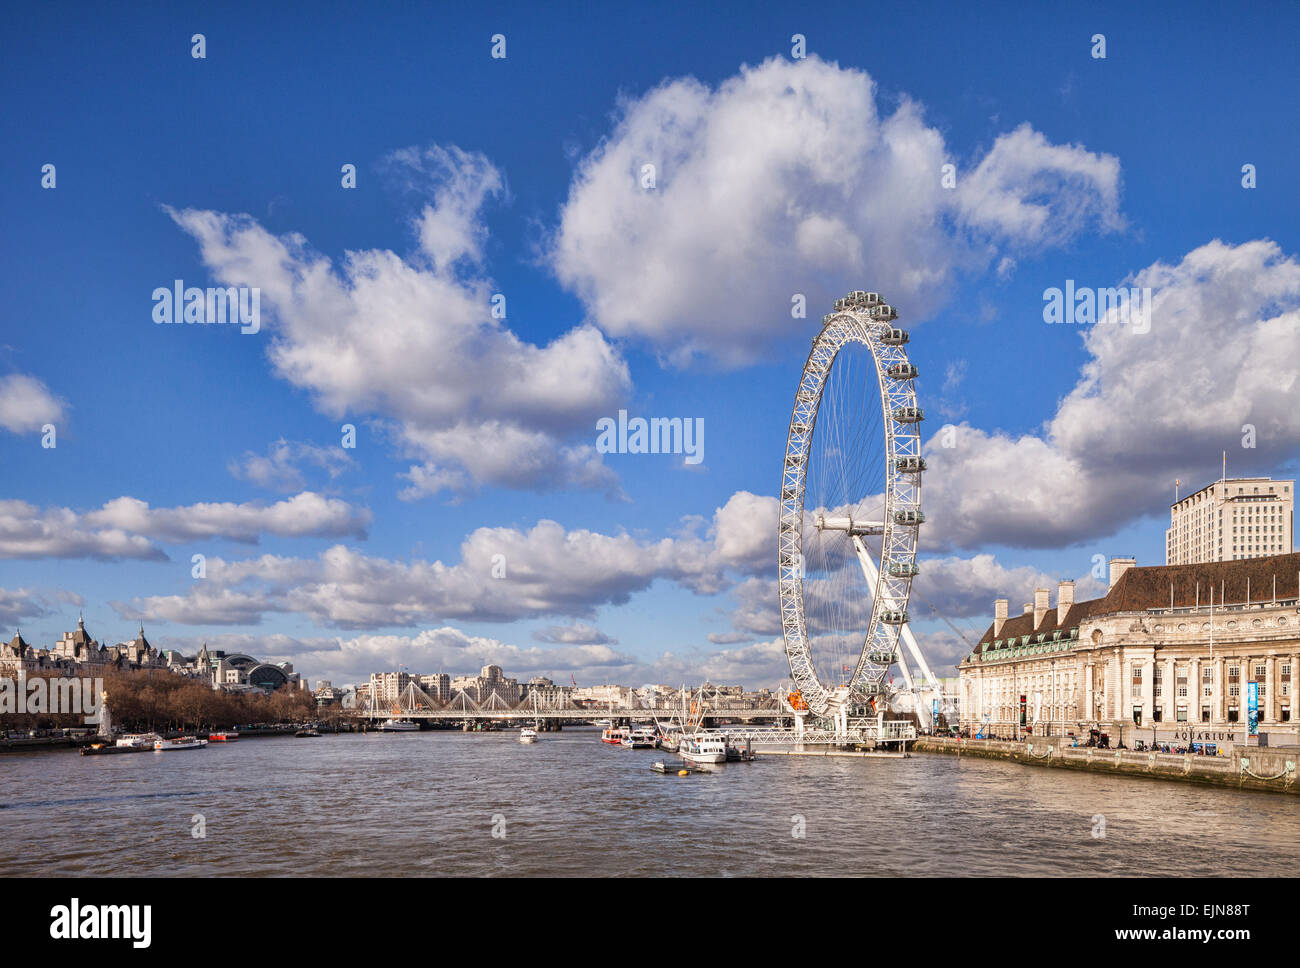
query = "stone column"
(1211, 652, 1222, 722)
(1266, 655, 1277, 724)
(1187, 656, 1200, 725)
(1171, 657, 1182, 725)
(1084, 661, 1094, 728)
(1142, 657, 1155, 727)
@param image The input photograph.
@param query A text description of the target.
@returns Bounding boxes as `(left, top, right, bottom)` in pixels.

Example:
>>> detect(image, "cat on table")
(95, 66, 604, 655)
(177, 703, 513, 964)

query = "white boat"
(519, 727, 538, 743)
(621, 727, 657, 749)
(656, 724, 682, 751)
(679, 734, 727, 764)
(592, 718, 612, 728)
(115, 732, 160, 749)
(378, 719, 420, 732)
(154, 736, 208, 751)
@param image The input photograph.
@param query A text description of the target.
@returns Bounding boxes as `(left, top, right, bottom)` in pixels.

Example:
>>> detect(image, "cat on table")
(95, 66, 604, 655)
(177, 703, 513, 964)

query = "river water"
(1, 728, 1296, 877)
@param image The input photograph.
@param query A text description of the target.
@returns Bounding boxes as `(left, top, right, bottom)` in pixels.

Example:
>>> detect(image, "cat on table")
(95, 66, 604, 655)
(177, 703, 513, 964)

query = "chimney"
(1033, 588, 1050, 627)
(1109, 556, 1137, 590)
(1057, 580, 1075, 624)
(993, 598, 1008, 636)
(1022, 603, 1033, 615)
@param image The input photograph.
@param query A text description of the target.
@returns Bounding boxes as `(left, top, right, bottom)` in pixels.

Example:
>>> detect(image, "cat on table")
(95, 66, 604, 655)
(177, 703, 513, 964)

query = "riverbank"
(915, 736, 1298, 795)
(0, 723, 354, 754)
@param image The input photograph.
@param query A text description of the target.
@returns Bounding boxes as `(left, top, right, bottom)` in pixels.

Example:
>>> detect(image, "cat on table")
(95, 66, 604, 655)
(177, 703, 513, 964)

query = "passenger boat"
(600, 726, 629, 745)
(679, 734, 727, 764)
(207, 731, 239, 742)
(115, 732, 161, 749)
(294, 728, 321, 738)
(621, 727, 657, 749)
(592, 718, 612, 728)
(656, 725, 682, 751)
(378, 719, 420, 732)
(519, 727, 538, 744)
(154, 736, 208, 751)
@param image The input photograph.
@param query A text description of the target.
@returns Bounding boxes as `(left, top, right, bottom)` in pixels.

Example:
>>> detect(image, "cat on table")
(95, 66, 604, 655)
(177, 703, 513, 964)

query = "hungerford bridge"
(354, 681, 918, 747)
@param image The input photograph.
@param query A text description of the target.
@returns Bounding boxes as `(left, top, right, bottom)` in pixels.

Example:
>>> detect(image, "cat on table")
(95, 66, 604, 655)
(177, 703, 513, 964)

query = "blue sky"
(3, 0, 1299, 688)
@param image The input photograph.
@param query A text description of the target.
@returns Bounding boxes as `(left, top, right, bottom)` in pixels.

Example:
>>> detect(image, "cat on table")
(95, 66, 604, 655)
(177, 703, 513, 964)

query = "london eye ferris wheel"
(778, 290, 942, 723)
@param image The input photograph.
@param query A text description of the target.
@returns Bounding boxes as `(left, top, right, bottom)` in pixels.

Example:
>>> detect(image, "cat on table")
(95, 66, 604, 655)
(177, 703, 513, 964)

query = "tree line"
(3, 668, 319, 732)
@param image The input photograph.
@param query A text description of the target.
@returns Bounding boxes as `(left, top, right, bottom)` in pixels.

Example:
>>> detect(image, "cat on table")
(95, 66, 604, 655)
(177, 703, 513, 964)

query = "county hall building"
(958, 553, 1300, 746)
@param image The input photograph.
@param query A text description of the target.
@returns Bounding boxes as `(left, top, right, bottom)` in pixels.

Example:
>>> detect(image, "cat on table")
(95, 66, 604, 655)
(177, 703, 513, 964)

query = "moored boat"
(154, 736, 208, 751)
(620, 727, 657, 749)
(600, 726, 629, 745)
(115, 732, 161, 749)
(294, 728, 321, 737)
(378, 719, 420, 732)
(679, 734, 727, 765)
(519, 727, 538, 744)
(207, 731, 239, 742)
(656, 725, 682, 751)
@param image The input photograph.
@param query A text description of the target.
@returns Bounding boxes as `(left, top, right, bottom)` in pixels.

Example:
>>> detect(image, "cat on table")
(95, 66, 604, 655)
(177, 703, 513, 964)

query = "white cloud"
(229, 439, 355, 492)
(0, 586, 58, 627)
(0, 374, 65, 434)
(532, 622, 618, 645)
(112, 490, 778, 628)
(286, 627, 636, 686)
(0, 492, 370, 560)
(550, 56, 1121, 365)
(169, 145, 632, 499)
(924, 239, 1300, 549)
(85, 491, 370, 544)
(0, 501, 166, 561)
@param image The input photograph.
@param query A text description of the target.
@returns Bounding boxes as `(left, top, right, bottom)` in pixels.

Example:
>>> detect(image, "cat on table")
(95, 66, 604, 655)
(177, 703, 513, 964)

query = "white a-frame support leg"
(853, 535, 934, 731)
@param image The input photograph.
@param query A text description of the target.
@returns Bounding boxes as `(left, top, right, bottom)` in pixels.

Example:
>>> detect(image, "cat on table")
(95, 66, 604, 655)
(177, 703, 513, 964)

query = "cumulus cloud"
(229, 439, 355, 492)
(0, 501, 167, 561)
(532, 622, 618, 645)
(924, 239, 1300, 549)
(168, 145, 632, 499)
(112, 490, 779, 628)
(285, 627, 636, 686)
(0, 586, 59, 627)
(85, 492, 370, 544)
(0, 492, 371, 560)
(550, 55, 1121, 365)
(0, 373, 65, 434)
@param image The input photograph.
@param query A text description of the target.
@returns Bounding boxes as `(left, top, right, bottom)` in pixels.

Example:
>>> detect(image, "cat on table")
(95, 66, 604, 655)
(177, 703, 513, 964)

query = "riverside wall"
(914, 736, 1298, 795)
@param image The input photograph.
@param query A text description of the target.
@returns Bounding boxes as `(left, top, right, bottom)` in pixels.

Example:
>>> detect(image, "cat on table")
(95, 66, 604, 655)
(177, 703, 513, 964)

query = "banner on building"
(1247, 681, 1259, 737)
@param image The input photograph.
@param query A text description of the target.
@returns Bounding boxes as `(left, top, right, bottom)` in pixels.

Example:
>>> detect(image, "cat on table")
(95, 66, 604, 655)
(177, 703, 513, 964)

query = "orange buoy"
(678, 769, 689, 776)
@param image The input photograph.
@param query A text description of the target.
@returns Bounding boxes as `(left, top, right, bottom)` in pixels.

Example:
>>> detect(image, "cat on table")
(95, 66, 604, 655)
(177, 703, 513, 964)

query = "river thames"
(2, 729, 1297, 877)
